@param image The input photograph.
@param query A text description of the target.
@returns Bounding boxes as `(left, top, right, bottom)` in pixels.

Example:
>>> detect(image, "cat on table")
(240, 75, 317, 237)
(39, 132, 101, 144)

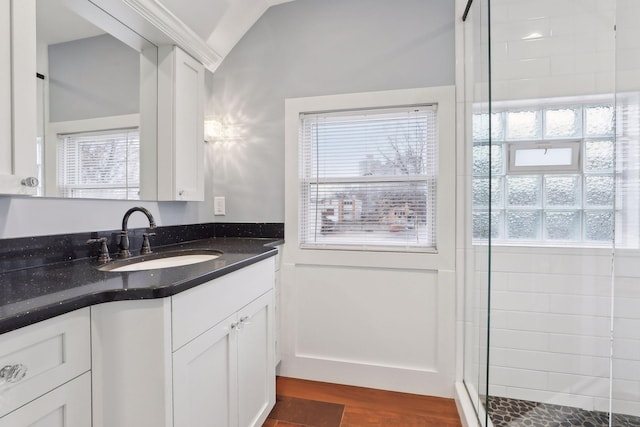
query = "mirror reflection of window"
(35, 0, 157, 200)
(57, 129, 140, 199)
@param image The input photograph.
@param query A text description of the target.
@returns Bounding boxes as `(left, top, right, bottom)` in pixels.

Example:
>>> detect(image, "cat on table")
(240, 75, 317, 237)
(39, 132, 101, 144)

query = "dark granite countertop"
(0, 237, 280, 335)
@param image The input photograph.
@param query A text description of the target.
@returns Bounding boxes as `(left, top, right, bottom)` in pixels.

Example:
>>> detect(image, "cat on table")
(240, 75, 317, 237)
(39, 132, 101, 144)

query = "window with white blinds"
(299, 105, 438, 250)
(57, 128, 140, 199)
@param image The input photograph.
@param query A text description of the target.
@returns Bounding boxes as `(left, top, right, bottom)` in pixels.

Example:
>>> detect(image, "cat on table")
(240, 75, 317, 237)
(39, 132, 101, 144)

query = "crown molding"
(264, 0, 296, 5)
(122, 0, 222, 71)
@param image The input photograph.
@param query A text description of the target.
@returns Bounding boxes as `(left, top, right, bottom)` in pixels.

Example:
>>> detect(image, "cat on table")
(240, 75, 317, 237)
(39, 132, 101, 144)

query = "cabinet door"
(0, 0, 10, 179)
(173, 47, 204, 201)
(157, 45, 204, 201)
(0, 372, 91, 427)
(0, 0, 38, 195)
(173, 313, 239, 427)
(237, 291, 275, 427)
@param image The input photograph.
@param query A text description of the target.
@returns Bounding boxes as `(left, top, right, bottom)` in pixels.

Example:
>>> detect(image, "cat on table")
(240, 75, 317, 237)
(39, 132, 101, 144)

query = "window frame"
(284, 86, 456, 271)
(472, 99, 616, 246)
(507, 141, 581, 174)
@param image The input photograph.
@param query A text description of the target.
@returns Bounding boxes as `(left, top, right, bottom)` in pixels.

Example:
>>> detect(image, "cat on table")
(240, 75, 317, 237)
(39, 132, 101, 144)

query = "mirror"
(35, 0, 158, 200)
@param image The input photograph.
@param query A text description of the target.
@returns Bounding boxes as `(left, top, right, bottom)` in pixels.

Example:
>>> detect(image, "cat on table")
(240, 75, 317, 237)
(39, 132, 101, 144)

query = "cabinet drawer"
(0, 308, 91, 417)
(0, 371, 91, 426)
(172, 258, 275, 351)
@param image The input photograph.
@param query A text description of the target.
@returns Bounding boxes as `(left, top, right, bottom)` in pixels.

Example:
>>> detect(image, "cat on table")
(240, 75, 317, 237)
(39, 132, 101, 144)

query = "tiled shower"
(462, 0, 640, 426)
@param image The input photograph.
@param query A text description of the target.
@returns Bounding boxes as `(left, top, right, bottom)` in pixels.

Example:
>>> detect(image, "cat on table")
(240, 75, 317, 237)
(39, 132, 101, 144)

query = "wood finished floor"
(263, 377, 462, 427)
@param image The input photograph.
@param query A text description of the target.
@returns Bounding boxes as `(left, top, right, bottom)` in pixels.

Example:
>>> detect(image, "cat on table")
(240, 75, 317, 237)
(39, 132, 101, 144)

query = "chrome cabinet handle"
(231, 317, 250, 332)
(21, 177, 39, 187)
(238, 316, 251, 329)
(0, 364, 28, 384)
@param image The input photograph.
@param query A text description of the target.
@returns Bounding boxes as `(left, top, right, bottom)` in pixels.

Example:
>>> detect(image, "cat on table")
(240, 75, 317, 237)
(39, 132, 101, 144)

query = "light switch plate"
(214, 196, 226, 215)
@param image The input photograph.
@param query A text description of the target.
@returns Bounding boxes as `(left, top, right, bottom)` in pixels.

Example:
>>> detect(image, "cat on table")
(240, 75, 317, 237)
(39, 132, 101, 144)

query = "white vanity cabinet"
(0, 309, 92, 426)
(91, 257, 276, 427)
(173, 291, 275, 427)
(0, 0, 38, 196)
(157, 45, 205, 201)
(0, 373, 91, 427)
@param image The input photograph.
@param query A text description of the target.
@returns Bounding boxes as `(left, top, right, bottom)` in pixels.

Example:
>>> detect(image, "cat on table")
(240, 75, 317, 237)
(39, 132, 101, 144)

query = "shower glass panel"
(485, 0, 617, 425)
(463, 0, 491, 425)
(460, 0, 640, 425)
(613, 0, 640, 425)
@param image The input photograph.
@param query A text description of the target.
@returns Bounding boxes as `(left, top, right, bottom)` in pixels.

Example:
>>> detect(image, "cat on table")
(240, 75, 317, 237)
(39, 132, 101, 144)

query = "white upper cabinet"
(3, 0, 209, 201)
(0, 0, 38, 196)
(158, 46, 205, 201)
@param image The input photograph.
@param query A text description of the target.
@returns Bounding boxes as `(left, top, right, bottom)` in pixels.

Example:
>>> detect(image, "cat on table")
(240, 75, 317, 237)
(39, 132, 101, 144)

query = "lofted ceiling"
(35, 0, 296, 72)
(157, 0, 295, 64)
(36, 0, 106, 45)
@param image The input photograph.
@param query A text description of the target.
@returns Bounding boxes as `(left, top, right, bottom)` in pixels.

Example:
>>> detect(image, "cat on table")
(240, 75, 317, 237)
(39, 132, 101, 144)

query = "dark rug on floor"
(487, 396, 640, 427)
(267, 395, 345, 427)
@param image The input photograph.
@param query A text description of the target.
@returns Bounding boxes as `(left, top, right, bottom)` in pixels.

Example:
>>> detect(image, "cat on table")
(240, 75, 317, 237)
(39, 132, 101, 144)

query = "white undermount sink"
(98, 250, 222, 272)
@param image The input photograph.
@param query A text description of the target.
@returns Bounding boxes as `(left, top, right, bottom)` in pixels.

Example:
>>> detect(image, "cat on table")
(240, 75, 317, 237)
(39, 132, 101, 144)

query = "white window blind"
(299, 105, 438, 250)
(57, 128, 140, 199)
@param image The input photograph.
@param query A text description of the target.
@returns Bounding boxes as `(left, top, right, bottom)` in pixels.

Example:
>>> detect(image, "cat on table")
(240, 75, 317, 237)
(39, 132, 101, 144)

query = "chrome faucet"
(118, 207, 157, 258)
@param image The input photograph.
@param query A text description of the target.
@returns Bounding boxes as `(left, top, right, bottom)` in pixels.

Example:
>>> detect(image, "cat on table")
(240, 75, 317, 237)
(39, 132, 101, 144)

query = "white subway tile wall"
(484, 247, 640, 416)
(489, 0, 616, 101)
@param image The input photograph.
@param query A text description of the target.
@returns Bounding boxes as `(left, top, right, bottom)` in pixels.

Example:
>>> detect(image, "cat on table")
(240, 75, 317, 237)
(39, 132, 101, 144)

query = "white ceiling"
(158, 0, 296, 59)
(35, 0, 296, 69)
(36, 0, 105, 45)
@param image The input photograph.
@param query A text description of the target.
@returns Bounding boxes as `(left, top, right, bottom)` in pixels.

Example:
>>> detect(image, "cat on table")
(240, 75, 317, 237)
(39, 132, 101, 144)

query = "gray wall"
(206, 0, 455, 222)
(48, 34, 140, 122)
(0, 0, 454, 239)
(0, 198, 201, 239)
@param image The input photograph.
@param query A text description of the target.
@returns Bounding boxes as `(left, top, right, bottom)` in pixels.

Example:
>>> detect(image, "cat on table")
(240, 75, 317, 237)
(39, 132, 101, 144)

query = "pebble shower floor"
(487, 396, 640, 427)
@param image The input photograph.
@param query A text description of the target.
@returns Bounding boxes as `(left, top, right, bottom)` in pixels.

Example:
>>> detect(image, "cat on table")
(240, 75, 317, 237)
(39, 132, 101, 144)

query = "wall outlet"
(214, 197, 226, 215)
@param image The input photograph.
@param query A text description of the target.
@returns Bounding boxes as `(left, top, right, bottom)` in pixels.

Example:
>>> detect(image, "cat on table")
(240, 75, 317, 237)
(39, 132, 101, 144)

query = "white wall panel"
(294, 266, 438, 370)
(279, 263, 456, 398)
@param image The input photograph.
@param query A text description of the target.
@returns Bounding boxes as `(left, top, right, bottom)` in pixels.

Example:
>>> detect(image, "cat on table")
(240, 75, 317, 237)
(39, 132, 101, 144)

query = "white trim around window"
(284, 86, 456, 271)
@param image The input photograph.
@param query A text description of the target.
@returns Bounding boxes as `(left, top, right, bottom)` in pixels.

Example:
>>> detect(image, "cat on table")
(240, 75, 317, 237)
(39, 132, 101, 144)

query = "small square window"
(508, 142, 580, 173)
(473, 143, 504, 176)
(506, 175, 541, 207)
(506, 110, 541, 140)
(472, 112, 504, 141)
(544, 175, 581, 208)
(544, 107, 581, 139)
(544, 211, 581, 241)
(472, 177, 504, 208)
(584, 140, 614, 172)
(584, 175, 614, 207)
(584, 105, 614, 137)
(506, 210, 541, 240)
